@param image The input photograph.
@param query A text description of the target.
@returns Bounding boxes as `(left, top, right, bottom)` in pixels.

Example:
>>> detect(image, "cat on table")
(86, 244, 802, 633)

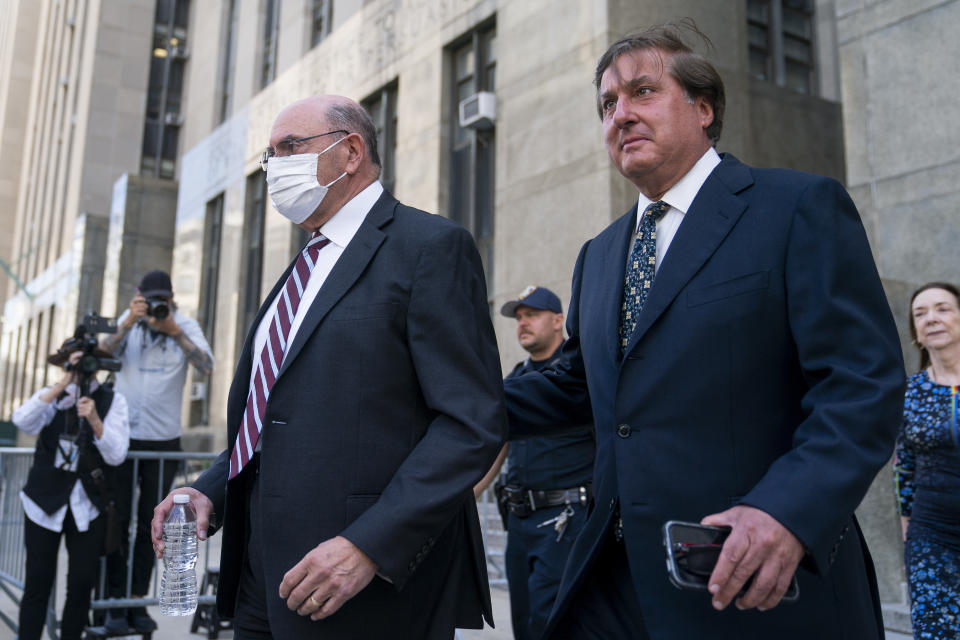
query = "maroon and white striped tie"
(228, 232, 330, 479)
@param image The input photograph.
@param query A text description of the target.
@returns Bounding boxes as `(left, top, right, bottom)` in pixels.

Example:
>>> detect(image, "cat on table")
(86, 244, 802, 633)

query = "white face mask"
(265, 137, 347, 224)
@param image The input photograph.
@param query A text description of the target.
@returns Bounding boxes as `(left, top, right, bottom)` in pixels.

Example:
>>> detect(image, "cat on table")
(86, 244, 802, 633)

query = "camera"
(145, 296, 170, 320)
(48, 312, 123, 381)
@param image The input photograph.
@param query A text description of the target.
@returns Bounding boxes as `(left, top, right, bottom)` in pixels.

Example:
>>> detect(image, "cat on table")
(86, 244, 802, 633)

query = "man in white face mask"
(152, 95, 506, 640)
(263, 127, 349, 226)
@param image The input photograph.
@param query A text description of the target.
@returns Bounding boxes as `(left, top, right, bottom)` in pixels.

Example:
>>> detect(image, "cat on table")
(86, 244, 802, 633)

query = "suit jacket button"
(609, 498, 616, 509)
(617, 424, 632, 438)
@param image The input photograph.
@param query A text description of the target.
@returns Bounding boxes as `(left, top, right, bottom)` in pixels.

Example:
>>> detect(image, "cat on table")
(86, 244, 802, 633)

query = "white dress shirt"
(631, 147, 721, 271)
(13, 382, 130, 532)
(248, 180, 384, 395)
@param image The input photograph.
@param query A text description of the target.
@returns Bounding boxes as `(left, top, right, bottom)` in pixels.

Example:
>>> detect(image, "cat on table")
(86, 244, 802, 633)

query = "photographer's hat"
(138, 270, 173, 298)
(500, 285, 563, 317)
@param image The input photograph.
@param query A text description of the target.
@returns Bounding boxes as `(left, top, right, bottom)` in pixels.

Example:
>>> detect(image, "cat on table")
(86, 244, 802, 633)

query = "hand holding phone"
(662, 520, 799, 603)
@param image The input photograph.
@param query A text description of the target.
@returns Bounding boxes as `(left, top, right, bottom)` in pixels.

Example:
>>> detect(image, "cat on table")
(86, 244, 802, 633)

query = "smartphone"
(662, 520, 798, 603)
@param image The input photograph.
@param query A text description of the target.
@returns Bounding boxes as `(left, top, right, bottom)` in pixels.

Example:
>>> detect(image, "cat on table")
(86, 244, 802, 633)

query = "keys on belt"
(501, 483, 591, 518)
(537, 505, 576, 542)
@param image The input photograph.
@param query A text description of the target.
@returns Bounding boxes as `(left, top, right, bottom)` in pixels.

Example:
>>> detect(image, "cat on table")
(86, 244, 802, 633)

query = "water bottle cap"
(173, 494, 191, 504)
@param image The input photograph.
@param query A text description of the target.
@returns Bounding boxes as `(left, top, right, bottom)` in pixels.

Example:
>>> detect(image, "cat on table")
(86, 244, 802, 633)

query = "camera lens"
(147, 299, 170, 320)
(80, 354, 99, 374)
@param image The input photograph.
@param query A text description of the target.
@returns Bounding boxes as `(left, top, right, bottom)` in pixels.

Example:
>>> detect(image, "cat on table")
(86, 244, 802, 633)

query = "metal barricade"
(477, 486, 508, 587)
(91, 451, 220, 613)
(0, 448, 34, 633)
(0, 447, 219, 639)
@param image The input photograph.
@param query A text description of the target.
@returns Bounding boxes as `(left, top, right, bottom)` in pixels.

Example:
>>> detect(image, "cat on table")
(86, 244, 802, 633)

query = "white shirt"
(111, 310, 213, 440)
(632, 147, 721, 271)
(248, 180, 384, 396)
(13, 382, 130, 532)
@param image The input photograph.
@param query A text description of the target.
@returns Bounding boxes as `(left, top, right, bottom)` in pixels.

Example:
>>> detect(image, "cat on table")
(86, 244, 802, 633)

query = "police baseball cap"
(500, 286, 563, 317)
(138, 270, 173, 298)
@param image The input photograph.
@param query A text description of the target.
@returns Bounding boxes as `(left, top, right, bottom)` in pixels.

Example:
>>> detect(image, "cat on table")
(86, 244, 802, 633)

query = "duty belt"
(501, 483, 591, 518)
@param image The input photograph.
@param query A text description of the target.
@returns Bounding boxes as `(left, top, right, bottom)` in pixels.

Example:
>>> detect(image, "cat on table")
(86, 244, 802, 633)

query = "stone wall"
(101, 174, 179, 318)
(837, 0, 960, 627)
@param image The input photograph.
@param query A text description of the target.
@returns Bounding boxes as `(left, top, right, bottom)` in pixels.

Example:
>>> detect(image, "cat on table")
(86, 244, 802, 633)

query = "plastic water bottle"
(159, 494, 198, 616)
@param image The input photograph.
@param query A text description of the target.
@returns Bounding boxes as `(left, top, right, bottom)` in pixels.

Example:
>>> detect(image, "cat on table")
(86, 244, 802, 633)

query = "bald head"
(272, 95, 381, 170)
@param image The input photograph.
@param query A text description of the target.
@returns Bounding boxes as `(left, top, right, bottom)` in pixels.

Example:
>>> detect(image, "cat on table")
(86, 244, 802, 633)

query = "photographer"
(99, 270, 213, 633)
(13, 341, 130, 640)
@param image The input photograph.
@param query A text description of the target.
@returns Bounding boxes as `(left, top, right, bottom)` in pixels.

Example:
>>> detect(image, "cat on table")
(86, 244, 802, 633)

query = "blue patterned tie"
(619, 200, 670, 354)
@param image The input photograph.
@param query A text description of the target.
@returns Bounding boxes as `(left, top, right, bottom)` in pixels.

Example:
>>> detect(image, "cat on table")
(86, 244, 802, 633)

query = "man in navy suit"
(151, 95, 506, 639)
(504, 24, 905, 639)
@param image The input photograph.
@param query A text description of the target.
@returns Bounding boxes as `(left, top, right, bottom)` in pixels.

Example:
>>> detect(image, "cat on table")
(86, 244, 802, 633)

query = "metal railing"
(0, 448, 32, 633)
(92, 450, 220, 614)
(1, 446, 509, 637)
(477, 484, 508, 587)
(0, 448, 220, 639)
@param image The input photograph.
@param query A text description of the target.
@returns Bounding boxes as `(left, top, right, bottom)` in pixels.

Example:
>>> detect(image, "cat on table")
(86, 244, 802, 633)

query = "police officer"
(478, 285, 595, 640)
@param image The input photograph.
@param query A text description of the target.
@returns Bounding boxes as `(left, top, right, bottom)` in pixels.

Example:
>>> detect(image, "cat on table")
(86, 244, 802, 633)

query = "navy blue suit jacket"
(505, 154, 906, 639)
(193, 191, 506, 639)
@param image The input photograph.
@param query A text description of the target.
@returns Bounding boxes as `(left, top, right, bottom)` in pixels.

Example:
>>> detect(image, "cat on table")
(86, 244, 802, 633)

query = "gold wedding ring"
(309, 594, 322, 608)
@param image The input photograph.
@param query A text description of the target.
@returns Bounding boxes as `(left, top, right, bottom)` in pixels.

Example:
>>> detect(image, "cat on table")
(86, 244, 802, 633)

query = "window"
(191, 193, 224, 426)
(0, 331, 10, 415)
(199, 193, 224, 354)
(237, 173, 267, 360)
(10, 326, 23, 412)
(748, 0, 815, 94)
(42, 304, 55, 389)
(361, 82, 398, 194)
(29, 311, 45, 398)
(448, 23, 496, 292)
(141, 0, 190, 178)
(19, 319, 32, 406)
(310, 0, 332, 48)
(260, 0, 280, 89)
(219, 0, 239, 123)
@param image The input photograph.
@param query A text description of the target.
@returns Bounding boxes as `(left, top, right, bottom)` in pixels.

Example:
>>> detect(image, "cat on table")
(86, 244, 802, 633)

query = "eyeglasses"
(259, 129, 349, 171)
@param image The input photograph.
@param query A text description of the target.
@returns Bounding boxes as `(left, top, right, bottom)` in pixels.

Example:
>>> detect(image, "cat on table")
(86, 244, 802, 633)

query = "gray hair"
(326, 101, 381, 168)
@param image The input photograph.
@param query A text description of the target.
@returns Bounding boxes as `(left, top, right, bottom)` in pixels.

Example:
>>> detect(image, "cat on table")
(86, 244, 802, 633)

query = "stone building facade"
(3, 0, 959, 633)
(0, 0, 163, 420)
(836, 0, 960, 628)
(164, 0, 845, 447)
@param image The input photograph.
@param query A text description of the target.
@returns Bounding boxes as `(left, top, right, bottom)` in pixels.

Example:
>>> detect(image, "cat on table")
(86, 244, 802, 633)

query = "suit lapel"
(274, 192, 395, 381)
(623, 155, 753, 355)
(594, 206, 638, 365)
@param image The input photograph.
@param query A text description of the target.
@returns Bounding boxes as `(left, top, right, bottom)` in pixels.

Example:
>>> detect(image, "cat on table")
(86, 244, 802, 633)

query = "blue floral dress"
(894, 370, 960, 639)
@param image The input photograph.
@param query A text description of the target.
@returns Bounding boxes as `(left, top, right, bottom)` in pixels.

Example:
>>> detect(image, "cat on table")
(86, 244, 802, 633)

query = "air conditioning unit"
(164, 112, 183, 126)
(170, 45, 189, 60)
(458, 91, 496, 129)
